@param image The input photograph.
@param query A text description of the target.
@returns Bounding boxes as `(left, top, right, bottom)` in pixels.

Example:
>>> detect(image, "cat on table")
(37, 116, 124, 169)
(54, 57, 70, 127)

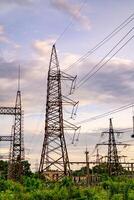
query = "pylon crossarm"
(0, 136, 13, 141)
(97, 143, 131, 146)
(0, 107, 20, 115)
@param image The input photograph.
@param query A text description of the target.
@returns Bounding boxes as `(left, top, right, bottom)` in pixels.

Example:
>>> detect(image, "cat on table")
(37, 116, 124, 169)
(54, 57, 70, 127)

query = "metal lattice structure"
(7, 125, 14, 179)
(0, 90, 24, 180)
(0, 136, 12, 141)
(9, 90, 24, 180)
(107, 118, 119, 175)
(102, 118, 121, 176)
(39, 45, 78, 180)
(12, 91, 24, 161)
(0, 134, 12, 161)
(96, 118, 131, 176)
(0, 107, 17, 115)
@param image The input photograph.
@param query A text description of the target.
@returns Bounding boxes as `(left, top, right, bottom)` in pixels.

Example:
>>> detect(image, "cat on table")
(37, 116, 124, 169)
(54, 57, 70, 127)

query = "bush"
(0, 175, 134, 200)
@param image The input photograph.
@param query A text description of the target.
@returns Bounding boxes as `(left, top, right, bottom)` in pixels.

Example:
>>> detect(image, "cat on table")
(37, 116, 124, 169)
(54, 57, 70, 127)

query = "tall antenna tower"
(39, 45, 78, 180)
(8, 66, 25, 180)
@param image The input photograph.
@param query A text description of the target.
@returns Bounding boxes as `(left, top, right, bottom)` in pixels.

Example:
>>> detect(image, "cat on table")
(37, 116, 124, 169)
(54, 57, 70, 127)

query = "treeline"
(0, 160, 134, 199)
(0, 176, 134, 199)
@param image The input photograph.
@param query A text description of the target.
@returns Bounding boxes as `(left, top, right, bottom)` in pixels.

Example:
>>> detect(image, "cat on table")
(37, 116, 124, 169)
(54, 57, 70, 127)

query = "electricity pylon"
(8, 67, 25, 180)
(107, 118, 120, 175)
(0, 67, 24, 180)
(98, 118, 123, 176)
(39, 44, 79, 180)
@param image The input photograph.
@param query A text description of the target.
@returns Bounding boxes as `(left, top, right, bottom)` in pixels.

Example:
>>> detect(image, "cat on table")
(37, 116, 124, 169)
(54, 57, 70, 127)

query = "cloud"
(0, 25, 22, 61)
(60, 52, 80, 70)
(0, 25, 10, 43)
(0, 0, 34, 7)
(0, 24, 20, 47)
(0, 35, 9, 43)
(73, 57, 134, 106)
(32, 39, 55, 59)
(51, 0, 91, 30)
(0, 25, 4, 35)
(0, 0, 37, 13)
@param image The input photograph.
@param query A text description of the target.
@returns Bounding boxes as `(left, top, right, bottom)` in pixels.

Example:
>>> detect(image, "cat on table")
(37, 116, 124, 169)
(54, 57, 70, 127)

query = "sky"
(0, 0, 134, 171)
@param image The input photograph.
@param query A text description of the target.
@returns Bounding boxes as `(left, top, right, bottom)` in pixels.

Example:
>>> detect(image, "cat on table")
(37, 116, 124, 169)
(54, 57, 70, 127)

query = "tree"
(0, 160, 8, 179)
(0, 160, 32, 179)
(22, 160, 32, 176)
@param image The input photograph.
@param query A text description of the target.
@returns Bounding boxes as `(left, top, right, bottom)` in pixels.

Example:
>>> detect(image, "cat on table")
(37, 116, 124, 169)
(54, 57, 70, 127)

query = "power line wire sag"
(76, 103, 134, 125)
(77, 30, 134, 89)
(64, 13, 134, 72)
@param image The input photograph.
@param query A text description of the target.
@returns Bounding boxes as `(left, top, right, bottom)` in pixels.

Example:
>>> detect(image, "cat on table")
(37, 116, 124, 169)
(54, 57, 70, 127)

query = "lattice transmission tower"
(97, 118, 131, 176)
(39, 44, 79, 180)
(8, 68, 24, 180)
(0, 70, 24, 181)
(99, 118, 122, 176)
(107, 118, 120, 175)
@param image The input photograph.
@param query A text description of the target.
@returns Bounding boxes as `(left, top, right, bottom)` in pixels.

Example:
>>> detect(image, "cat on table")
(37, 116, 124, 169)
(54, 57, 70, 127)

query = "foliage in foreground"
(0, 176, 134, 200)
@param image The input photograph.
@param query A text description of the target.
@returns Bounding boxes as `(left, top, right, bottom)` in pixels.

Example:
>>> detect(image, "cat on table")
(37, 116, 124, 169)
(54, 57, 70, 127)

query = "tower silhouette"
(8, 67, 24, 180)
(39, 45, 72, 180)
(102, 118, 120, 175)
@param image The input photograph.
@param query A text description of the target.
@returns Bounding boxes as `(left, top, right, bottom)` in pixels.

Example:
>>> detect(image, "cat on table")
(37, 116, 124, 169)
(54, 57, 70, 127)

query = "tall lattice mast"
(8, 66, 24, 180)
(39, 45, 71, 180)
